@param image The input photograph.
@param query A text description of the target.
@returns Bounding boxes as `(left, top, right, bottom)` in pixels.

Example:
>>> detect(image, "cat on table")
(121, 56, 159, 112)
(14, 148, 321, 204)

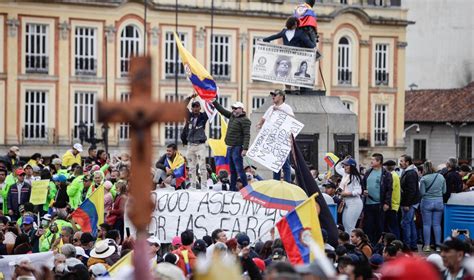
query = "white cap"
(73, 143, 83, 152)
(231, 102, 245, 109)
(75, 246, 89, 258)
(147, 236, 161, 246)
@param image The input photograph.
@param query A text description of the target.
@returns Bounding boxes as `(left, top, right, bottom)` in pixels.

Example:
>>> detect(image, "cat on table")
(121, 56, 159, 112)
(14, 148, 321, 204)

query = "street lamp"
(446, 122, 467, 159)
(403, 123, 420, 138)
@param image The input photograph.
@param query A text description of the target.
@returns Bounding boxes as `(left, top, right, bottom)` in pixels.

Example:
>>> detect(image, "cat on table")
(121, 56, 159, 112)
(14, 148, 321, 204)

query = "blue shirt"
(367, 169, 381, 205)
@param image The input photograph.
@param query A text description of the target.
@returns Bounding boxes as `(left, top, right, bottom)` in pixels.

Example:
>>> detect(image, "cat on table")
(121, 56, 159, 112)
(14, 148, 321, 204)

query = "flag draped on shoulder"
(71, 185, 104, 237)
(164, 152, 187, 188)
(174, 32, 217, 101)
(290, 136, 339, 248)
(276, 193, 324, 265)
(208, 114, 230, 174)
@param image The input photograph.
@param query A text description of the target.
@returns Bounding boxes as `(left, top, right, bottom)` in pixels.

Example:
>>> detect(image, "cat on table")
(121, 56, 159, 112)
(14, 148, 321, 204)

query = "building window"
(73, 91, 96, 139)
(374, 104, 388, 146)
(413, 139, 427, 163)
(164, 94, 185, 143)
(120, 25, 141, 77)
(24, 90, 47, 141)
(119, 92, 131, 141)
(75, 27, 97, 76)
(375, 43, 389, 86)
(342, 100, 354, 112)
(460, 136, 472, 162)
(164, 32, 187, 78)
(211, 35, 231, 79)
(340, 0, 348, 4)
(210, 96, 229, 138)
(25, 23, 49, 74)
(252, 96, 266, 112)
(337, 37, 352, 85)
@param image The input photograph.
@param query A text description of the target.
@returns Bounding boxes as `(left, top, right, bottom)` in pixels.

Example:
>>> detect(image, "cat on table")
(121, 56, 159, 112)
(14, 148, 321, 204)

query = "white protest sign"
(125, 190, 286, 243)
(252, 42, 317, 88)
(247, 110, 304, 172)
(0, 251, 54, 279)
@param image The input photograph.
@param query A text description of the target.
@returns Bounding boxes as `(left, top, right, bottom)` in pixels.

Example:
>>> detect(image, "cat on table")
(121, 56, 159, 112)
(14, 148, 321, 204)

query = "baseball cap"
(15, 168, 26, 176)
(231, 102, 245, 109)
(341, 158, 357, 167)
(52, 174, 67, 183)
(23, 216, 34, 225)
(73, 143, 83, 152)
(75, 246, 89, 258)
(32, 166, 41, 173)
(270, 89, 286, 97)
(192, 239, 207, 254)
(236, 233, 250, 247)
(383, 160, 397, 167)
(171, 236, 181, 247)
(42, 214, 52, 221)
(52, 158, 62, 165)
(369, 254, 384, 267)
(191, 101, 201, 107)
(23, 163, 33, 169)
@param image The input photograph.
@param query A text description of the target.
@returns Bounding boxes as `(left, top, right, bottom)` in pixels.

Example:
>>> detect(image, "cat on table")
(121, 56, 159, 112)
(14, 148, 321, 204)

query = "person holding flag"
(155, 144, 187, 190)
(183, 93, 209, 190)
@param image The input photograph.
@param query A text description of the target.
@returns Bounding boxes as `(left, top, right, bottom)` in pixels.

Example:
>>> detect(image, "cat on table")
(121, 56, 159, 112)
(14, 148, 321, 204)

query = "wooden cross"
(98, 56, 186, 232)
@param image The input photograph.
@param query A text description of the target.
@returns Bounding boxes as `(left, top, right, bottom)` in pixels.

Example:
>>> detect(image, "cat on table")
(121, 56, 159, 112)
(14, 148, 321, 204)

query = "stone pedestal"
(249, 95, 358, 177)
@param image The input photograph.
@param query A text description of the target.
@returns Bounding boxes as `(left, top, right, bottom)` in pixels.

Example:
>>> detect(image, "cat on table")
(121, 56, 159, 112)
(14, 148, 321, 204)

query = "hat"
(90, 240, 116, 259)
(147, 236, 161, 246)
(32, 166, 41, 173)
(441, 238, 469, 253)
(193, 239, 207, 253)
(52, 174, 67, 183)
(383, 160, 397, 167)
(237, 233, 250, 247)
(52, 158, 62, 165)
(15, 168, 26, 176)
(22, 216, 34, 225)
(75, 246, 89, 258)
(252, 258, 266, 272)
(89, 263, 108, 277)
(341, 158, 357, 167)
(42, 214, 52, 221)
(379, 256, 439, 280)
(270, 89, 286, 97)
(65, 258, 83, 270)
(272, 248, 285, 260)
(80, 232, 95, 245)
(155, 262, 186, 280)
(9, 146, 20, 156)
(231, 101, 245, 109)
(73, 143, 83, 152)
(23, 163, 33, 169)
(172, 236, 182, 247)
(369, 254, 384, 266)
(426, 254, 445, 271)
(191, 101, 201, 107)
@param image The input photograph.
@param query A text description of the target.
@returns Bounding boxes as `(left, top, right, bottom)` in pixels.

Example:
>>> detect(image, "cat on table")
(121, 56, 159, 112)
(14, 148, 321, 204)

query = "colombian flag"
(324, 152, 339, 168)
(208, 114, 230, 174)
(174, 32, 217, 101)
(164, 152, 187, 189)
(294, 3, 317, 28)
(71, 185, 104, 237)
(276, 193, 324, 264)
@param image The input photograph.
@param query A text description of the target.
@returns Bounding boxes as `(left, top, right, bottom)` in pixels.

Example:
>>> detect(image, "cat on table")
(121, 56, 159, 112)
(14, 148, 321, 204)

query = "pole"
(144, 0, 147, 54)
(208, 0, 215, 159)
(240, 38, 244, 102)
(174, 0, 179, 145)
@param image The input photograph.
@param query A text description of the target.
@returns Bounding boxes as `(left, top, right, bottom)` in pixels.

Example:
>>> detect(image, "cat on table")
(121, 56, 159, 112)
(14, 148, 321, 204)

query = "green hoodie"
(67, 175, 84, 209)
(43, 182, 57, 212)
(2, 174, 16, 214)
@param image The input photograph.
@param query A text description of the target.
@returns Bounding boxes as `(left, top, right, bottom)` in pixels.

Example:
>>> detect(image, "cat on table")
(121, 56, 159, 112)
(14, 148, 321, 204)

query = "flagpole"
(208, 0, 215, 159)
(174, 0, 179, 145)
(143, 0, 147, 54)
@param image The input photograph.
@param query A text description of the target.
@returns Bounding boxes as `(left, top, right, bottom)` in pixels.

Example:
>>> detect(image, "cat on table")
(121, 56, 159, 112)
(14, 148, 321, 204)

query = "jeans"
(273, 156, 291, 183)
(385, 210, 400, 240)
(227, 146, 248, 192)
(363, 204, 384, 245)
(420, 198, 444, 246)
(401, 206, 418, 249)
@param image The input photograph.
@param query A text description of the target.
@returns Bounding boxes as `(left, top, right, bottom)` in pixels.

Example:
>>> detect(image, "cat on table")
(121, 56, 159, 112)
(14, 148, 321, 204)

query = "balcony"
(374, 131, 388, 146)
(22, 127, 55, 145)
(25, 56, 49, 74)
(375, 71, 389, 86)
(337, 69, 352, 85)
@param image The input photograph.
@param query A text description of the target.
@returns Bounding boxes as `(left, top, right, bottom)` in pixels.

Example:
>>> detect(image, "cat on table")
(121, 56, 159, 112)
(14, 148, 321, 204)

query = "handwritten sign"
(29, 180, 49, 205)
(247, 110, 304, 172)
(124, 190, 286, 243)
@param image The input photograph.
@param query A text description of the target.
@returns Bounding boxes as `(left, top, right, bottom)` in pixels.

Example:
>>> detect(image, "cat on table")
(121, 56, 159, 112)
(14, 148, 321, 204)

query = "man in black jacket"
(399, 154, 420, 251)
(362, 153, 392, 245)
(443, 157, 463, 202)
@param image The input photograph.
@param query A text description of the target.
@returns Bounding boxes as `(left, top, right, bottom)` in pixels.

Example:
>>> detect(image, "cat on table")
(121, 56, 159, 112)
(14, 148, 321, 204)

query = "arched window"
(120, 25, 141, 77)
(337, 37, 352, 85)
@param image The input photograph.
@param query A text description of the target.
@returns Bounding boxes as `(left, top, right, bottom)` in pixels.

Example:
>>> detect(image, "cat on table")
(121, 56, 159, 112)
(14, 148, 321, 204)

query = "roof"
(405, 82, 474, 123)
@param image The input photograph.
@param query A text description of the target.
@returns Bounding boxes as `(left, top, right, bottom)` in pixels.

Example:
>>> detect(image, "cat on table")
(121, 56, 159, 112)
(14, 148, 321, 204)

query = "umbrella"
(240, 180, 308, 211)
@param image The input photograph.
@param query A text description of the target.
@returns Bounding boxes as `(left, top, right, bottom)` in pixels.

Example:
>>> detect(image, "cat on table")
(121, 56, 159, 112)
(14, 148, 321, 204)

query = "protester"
(7, 168, 31, 220)
(62, 143, 83, 168)
(444, 157, 463, 202)
(382, 160, 401, 239)
(399, 154, 420, 251)
(263, 16, 315, 49)
(155, 143, 187, 189)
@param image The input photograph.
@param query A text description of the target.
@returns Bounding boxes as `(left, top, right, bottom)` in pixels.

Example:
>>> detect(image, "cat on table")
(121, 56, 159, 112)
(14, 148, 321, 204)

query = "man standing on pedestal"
(183, 94, 209, 190)
(256, 89, 294, 183)
(212, 100, 251, 191)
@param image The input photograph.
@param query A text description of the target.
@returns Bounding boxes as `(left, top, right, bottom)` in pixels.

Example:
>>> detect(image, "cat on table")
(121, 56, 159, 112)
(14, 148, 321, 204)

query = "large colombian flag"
(71, 185, 104, 237)
(208, 114, 230, 174)
(174, 32, 217, 101)
(276, 193, 324, 265)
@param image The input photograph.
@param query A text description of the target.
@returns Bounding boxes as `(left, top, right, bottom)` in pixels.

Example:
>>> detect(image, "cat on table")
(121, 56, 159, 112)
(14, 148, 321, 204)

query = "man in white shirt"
(256, 89, 294, 183)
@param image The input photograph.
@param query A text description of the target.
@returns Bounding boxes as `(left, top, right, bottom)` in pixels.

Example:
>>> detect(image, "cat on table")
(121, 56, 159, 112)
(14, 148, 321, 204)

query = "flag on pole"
(71, 185, 104, 237)
(276, 193, 324, 265)
(200, 99, 218, 123)
(175, 32, 217, 101)
(208, 114, 230, 174)
(323, 152, 339, 168)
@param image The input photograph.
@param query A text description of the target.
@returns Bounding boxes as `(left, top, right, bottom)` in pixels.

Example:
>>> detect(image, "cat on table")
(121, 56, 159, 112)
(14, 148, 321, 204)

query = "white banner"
(247, 110, 304, 172)
(125, 190, 286, 243)
(0, 252, 54, 279)
(252, 42, 317, 88)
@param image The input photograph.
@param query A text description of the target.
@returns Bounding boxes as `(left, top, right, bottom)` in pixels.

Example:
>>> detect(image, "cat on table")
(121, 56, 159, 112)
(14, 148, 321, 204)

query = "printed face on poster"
(247, 110, 304, 173)
(252, 42, 317, 88)
(124, 190, 287, 243)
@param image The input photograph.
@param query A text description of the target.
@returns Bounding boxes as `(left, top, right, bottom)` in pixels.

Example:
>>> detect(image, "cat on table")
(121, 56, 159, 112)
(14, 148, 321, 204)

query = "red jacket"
(106, 194, 126, 226)
(172, 245, 196, 276)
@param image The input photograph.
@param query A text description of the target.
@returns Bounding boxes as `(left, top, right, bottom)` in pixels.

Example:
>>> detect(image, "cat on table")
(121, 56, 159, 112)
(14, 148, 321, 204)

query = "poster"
(124, 190, 287, 243)
(247, 110, 304, 172)
(252, 41, 317, 88)
(29, 180, 49, 205)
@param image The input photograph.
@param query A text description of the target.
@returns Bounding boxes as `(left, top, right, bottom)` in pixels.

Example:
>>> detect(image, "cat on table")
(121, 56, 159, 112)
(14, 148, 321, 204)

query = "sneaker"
(423, 246, 431, 252)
